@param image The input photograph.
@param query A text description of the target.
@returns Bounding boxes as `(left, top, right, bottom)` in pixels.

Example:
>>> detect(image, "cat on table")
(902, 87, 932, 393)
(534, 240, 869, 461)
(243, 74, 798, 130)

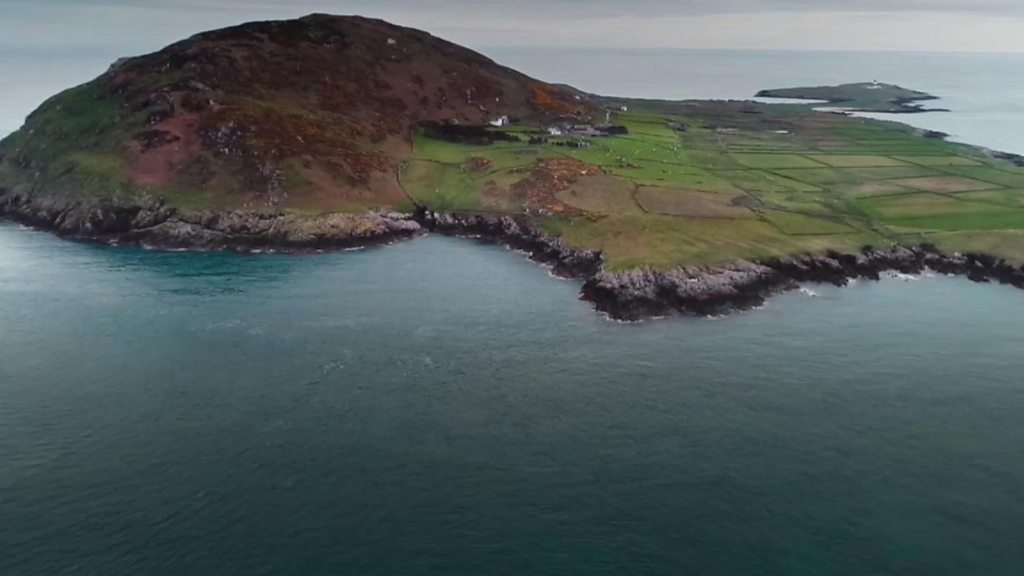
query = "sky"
(1, 0, 1023, 56)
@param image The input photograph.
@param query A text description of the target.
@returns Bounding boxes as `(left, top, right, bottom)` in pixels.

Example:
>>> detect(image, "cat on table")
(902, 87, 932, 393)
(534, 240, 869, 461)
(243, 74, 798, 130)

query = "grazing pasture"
(402, 91, 1024, 268)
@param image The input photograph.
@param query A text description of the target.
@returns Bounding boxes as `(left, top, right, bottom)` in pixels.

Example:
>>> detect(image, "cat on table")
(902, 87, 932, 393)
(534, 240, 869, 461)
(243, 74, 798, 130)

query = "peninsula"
(3, 14, 1024, 320)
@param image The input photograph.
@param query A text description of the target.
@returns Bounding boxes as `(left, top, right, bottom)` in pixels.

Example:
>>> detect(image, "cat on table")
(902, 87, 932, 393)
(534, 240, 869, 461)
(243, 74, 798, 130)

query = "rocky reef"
(582, 263, 793, 320)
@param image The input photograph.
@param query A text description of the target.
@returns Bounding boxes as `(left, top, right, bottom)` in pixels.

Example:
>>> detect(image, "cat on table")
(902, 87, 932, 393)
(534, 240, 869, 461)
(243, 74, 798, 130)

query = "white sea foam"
(599, 311, 645, 324)
(546, 270, 572, 281)
(798, 287, 820, 298)
(886, 271, 919, 282)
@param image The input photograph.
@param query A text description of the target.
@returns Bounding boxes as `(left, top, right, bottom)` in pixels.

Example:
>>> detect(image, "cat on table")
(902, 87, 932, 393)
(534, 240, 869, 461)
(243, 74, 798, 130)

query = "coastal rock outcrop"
(581, 264, 794, 320)
(0, 190, 422, 251)
(577, 246, 1024, 321)
(414, 209, 602, 279)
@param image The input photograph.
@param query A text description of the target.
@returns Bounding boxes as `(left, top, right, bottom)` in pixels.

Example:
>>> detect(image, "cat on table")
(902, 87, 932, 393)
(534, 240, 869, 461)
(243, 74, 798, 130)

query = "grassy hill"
(0, 14, 595, 214)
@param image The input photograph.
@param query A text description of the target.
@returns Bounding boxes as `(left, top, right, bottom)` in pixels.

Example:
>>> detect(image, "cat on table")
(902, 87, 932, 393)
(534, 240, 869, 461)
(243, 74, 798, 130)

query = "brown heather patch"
(529, 84, 583, 116)
(512, 157, 602, 214)
(127, 111, 204, 187)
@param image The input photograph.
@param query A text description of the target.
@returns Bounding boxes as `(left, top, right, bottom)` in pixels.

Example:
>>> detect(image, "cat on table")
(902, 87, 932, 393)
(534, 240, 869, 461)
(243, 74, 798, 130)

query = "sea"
(2, 49, 1024, 575)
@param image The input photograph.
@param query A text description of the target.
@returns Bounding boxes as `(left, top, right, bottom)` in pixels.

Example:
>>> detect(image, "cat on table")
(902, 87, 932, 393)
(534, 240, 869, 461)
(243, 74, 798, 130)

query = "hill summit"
(0, 14, 594, 211)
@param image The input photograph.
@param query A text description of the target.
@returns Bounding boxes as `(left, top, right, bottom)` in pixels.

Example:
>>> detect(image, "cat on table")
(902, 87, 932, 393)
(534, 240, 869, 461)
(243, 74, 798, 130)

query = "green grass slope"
(403, 98, 1024, 268)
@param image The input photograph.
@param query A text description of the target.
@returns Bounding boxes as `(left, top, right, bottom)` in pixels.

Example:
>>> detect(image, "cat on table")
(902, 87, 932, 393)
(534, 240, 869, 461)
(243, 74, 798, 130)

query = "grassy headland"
(403, 95, 1024, 269)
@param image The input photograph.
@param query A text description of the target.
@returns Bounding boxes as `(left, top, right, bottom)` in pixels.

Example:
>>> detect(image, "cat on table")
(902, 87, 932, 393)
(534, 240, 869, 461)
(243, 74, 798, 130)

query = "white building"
(489, 115, 509, 127)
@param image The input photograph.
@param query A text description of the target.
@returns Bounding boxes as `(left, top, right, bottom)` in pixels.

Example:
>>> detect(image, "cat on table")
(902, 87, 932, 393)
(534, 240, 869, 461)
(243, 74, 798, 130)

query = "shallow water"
(2, 223, 1024, 575)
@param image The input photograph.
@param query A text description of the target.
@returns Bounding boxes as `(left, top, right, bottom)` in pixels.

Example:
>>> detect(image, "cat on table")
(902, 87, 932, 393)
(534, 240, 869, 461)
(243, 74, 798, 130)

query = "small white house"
(489, 115, 509, 127)
(548, 127, 564, 136)
(620, 105, 629, 112)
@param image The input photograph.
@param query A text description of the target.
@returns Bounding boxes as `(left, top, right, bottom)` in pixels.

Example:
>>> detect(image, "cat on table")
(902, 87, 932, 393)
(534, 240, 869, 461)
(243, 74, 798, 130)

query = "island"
(756, 82, 948, 114)
(3, 14, 1024, 320)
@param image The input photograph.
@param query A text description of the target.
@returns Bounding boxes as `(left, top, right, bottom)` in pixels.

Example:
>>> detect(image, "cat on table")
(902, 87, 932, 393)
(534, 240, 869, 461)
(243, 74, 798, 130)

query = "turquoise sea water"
(2, 223, 1024, 575)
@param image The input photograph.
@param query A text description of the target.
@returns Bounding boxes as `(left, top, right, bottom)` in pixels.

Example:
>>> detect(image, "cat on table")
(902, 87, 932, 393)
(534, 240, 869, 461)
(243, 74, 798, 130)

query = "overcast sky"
(1, 0, 1023, 55)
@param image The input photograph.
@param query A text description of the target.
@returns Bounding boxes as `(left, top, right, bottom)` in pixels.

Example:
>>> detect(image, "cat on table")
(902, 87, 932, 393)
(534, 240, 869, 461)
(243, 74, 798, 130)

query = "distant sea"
(3, 48, 1023, 154)
(488, 48, 1024, 155)
(2, 48, 1024, 575)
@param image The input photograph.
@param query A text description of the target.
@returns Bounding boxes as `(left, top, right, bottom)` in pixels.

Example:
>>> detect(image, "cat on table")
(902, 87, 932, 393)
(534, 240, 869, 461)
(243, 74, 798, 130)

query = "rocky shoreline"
(583, 246, 1024, 321)
(0, 192, 422, 252)
(3, 191, 1024, 321)
(415, 210, 1024, 321)
(414, 208, 602, 279)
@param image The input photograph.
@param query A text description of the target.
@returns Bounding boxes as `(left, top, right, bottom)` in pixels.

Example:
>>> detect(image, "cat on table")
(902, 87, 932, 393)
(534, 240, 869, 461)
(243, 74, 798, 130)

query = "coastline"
(0, 191, 423, 253)
(4, 191, 1024, 322)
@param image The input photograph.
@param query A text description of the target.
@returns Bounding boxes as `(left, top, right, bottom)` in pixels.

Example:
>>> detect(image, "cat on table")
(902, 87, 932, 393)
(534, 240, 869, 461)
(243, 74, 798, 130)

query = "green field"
(400, 89, 1024, 268)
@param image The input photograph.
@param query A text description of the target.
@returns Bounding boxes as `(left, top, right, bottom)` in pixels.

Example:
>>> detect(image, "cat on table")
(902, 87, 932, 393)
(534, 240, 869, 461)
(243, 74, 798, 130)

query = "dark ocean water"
(3, 49, 1024, 574)
(2, 224, 1024, 575)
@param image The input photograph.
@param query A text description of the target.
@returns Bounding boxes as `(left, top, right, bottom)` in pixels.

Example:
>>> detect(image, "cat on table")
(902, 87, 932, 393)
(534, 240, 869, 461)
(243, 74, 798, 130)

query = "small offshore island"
(756, 82, 949, 114)
(3, 14, 1024, 320)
